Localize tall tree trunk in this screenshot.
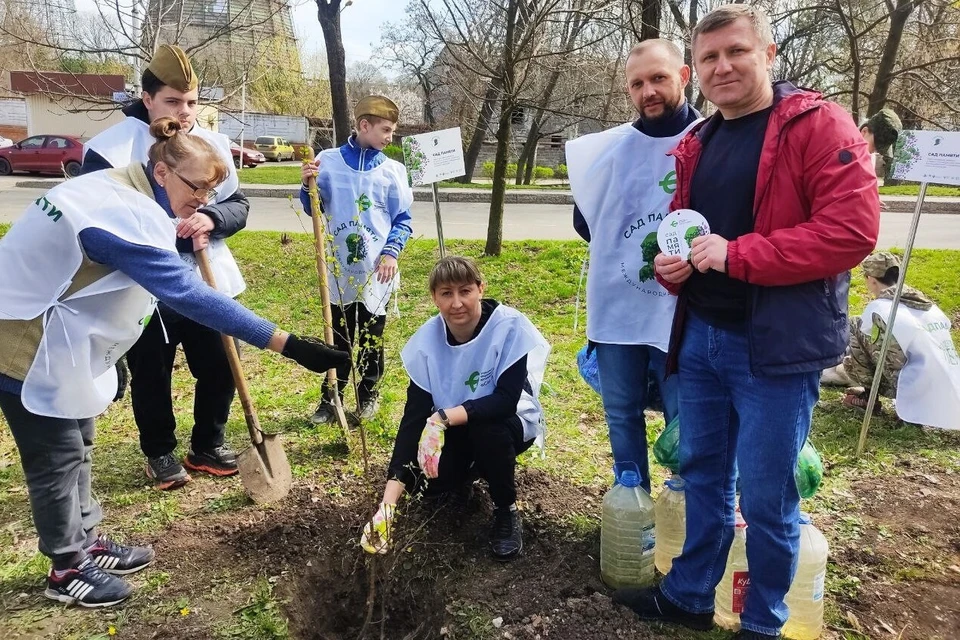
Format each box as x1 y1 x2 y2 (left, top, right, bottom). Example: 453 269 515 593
684 0 698 102
523 138 538 184
835 0 862 122
867 0 915 116
316 0 351 146
485 0 522 256
641 0 662 40
457 76 503 183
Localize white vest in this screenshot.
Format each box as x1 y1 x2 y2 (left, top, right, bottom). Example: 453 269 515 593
0 171 178 418
566 120 700 350
401 304 551 446
317 150 413 316
84 117 245 297
862 299 960 430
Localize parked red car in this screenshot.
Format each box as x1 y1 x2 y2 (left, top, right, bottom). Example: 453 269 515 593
0 134 86 177
231 143 266 169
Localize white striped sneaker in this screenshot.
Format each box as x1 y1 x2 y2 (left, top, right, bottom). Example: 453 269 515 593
86 534 155 575
44 557 133 608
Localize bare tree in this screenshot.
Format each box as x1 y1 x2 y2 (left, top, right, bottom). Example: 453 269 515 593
378 2 446 125
315 0 350 145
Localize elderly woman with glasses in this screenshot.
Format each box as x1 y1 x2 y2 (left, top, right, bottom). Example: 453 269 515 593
0 117 348 608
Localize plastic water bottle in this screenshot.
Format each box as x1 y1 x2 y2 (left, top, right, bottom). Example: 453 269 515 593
654 475 686 575
783 514 829 640
715 510 749 631
600 464 656 589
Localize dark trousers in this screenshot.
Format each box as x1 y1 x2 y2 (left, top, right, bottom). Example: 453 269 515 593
324 302 386 406
388 415 533 508
127 312 235 459
1 391 101 569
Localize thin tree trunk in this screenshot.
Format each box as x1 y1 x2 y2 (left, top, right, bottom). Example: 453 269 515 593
316 0 351 146
457 76 503 183
867 0 915 115
835 0 862 122
684 0 698 103
486 105 513 256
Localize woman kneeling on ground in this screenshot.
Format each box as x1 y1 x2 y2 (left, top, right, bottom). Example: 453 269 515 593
361 256 550 560
0 116 348 608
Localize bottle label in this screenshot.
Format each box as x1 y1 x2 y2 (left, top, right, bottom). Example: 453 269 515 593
812 570 825 602
641 523 656 556
732 571 750 614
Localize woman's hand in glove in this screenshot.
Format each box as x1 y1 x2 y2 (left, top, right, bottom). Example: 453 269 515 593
417 418 446 479
280 334 350 373
360 502 396 554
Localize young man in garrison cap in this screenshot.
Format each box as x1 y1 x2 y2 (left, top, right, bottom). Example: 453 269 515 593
300 96 414 424
860 108 902 182
82 44 251 490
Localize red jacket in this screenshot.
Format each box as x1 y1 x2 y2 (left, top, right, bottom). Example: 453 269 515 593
661 82 880 375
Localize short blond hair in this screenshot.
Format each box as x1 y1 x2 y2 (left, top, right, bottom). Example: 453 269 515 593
692 4 774 51
429 256 484 292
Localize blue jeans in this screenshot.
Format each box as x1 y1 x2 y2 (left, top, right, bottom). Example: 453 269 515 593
661 313 819 636
595 343 679 492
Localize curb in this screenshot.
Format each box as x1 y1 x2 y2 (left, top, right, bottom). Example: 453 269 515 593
13 180 960 213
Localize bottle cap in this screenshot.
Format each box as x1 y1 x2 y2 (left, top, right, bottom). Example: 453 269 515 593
619 470 640 488
664 475 686 491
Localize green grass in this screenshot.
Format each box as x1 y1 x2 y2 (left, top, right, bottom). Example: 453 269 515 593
237 165 567 188
1 227 959 637
878 184 960 197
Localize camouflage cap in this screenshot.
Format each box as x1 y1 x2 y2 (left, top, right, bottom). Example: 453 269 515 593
355 95 400 123
862 109 902 155
147 45 198 93
862 251 901 278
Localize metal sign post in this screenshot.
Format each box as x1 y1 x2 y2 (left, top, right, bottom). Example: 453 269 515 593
432 182 446 258
856 183 927 456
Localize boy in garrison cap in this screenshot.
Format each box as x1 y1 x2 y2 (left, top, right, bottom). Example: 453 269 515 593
82 45 251 490
299 96 414 424
860 109 903 181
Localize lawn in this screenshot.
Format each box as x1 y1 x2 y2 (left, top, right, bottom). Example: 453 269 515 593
1 230 958 639
237 165 568 189
878 184 960 197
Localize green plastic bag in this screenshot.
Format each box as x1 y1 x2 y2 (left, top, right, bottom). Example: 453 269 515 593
653 416 680 474
795 439 824 499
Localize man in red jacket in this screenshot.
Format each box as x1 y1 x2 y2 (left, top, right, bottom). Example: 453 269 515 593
612 5 879 640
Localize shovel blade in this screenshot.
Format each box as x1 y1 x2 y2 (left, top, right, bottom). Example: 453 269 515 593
237 433 292 504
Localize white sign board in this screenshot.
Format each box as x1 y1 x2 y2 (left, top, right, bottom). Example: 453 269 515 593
891 130 960 186
402 127 466 186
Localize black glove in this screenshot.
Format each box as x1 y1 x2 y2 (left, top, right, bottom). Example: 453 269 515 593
113 356 129 403
281 334 350 373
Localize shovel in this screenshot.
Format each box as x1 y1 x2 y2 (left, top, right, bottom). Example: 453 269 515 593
304 152 353 446
195 248 292 503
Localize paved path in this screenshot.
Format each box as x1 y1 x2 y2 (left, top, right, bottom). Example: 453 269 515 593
2 185 959 248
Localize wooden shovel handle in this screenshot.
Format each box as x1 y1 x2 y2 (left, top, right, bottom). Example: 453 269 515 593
195 247 263 445
304 152 341 394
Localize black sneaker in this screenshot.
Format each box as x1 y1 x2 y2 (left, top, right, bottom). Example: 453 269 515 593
491 507 523 560
310 402 336 425
184 445 239 477
735 631 781 640
44 557 133 608
612 584 714 631
145 453 191 490
87 534 155 575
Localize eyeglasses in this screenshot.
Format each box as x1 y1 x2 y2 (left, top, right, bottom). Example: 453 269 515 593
170 169 218 201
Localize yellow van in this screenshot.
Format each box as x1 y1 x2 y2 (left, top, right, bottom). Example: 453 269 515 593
254 136 295 161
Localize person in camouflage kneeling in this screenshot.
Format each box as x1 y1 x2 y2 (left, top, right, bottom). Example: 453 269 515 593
842 252 932 412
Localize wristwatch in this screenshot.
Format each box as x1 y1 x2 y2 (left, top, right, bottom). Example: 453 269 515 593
437 408 450 427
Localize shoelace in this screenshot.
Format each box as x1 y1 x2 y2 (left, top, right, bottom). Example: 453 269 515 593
493 510 515 538
154 453 179 473
94 535 125 558
74 559 111 587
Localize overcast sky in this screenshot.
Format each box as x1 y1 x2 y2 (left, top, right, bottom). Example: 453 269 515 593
72 0 408 68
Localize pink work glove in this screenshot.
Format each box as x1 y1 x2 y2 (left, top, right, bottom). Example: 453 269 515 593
417 418 446 479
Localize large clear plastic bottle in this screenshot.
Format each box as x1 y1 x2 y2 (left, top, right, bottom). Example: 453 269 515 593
715 510 749 631
783 514 829 640
600 466 656 589
654 474 686 575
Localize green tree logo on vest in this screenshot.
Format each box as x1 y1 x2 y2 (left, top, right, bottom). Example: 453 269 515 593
356 193 372 213
345 233 367 265
638 231 659 282
465 371 480 392
658 170 677 195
